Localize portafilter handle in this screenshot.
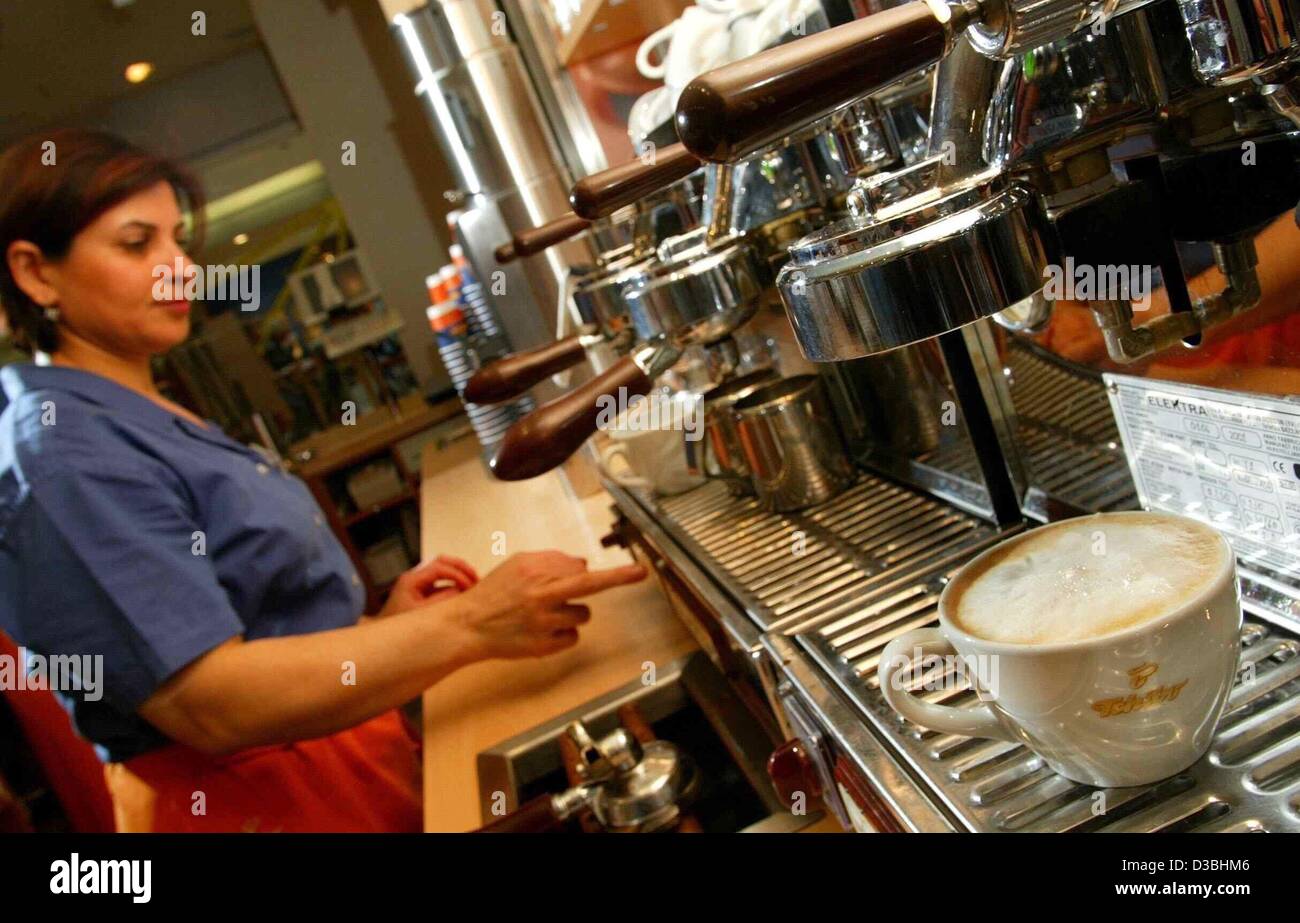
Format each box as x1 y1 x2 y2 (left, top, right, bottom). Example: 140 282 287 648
489 341 680 481
462 325 601 406
570 143 702 220
495 211 593 265
675 0 971 163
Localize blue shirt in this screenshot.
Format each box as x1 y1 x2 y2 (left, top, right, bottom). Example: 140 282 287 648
0 364 366 762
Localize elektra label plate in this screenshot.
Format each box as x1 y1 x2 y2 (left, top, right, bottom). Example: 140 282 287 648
1104 373 1300 617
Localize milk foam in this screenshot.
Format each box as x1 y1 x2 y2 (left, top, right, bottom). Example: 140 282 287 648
952 515 1224 644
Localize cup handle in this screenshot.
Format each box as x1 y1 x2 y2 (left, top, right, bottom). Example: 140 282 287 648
599 443 651 490
636 21 676 80
878 628 1015 740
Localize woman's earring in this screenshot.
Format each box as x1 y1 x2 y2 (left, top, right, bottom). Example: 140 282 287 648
43 305 60 322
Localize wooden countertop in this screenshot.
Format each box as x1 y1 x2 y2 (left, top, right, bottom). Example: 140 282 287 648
418 443 696 832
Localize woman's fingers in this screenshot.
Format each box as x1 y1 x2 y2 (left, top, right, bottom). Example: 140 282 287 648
436 554 479 586
405 556 476 593
537 563 647 605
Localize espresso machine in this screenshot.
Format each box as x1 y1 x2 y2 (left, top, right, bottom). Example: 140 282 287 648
396 0 1300 832
591 0 1300 833
473 118 893 479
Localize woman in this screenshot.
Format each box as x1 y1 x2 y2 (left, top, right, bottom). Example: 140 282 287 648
0 130 646 832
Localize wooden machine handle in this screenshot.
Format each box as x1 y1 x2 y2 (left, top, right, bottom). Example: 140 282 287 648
570 143 701 220
495 212 592 264
489 354 654 481
675 2 951 163
493 240 518 264
463 334 589 406
473 795 570 833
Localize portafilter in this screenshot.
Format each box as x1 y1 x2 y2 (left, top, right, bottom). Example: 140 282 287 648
489 235 765 481
465 156 706 406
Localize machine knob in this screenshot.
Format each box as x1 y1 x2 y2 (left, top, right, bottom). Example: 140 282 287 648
767 739 823 806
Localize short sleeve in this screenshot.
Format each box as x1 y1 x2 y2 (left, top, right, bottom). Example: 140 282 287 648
13 448 245 711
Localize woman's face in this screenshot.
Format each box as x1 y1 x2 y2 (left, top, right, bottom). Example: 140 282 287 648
36 180 194 358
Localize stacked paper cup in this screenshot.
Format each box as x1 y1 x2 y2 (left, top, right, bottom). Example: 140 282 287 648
425 266 533 454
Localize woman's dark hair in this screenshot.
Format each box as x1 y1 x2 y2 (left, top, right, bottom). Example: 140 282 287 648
0 129 205 353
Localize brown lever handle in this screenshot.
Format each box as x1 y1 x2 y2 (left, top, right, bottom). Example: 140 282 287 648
489 353 654 481
472 795 571 833
675 2 954 163
495 212 592 264
514 212 591 258
463 333 590 405
570 143 701 220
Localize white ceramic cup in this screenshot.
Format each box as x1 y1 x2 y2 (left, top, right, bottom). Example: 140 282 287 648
636 6 733 98
598 403 704 497
878 511 1243 788
628 86 674 145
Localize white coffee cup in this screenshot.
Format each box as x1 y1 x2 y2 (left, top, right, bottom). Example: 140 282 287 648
636 6 734 104
628 86 674 146
878 511 1242 788
598 397 704 497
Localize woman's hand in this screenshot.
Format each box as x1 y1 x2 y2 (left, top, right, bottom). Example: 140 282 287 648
445 551 647 660
377 554 480 618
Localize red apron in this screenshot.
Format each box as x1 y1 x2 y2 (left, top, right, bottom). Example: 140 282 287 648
103 710 423 833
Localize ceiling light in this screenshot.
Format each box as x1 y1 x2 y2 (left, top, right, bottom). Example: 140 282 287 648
124 62 154 84
233 233 250 246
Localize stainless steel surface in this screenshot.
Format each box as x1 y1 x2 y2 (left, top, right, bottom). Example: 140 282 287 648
793 592 1300 832
475 651 809 831
648 476 1001 631
733 375 856 511
917 339 1140 516
632 466 1300 832
818 343 947 461
393 1 579 357
689 368 782 496
777 176 1048 361
394 1 568 199
966 0 1105 57
501 0 610 180
1177 0 1300 85
982 9 1180 169
588 737 699 831
453 201 556 356
552 720 699 832
766 631 956 830
623 238 765 347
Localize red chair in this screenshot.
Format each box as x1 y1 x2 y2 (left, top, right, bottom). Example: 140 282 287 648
0 631 114 832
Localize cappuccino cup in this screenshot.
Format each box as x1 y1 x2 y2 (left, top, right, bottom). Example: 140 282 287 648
597 395 703 497
879 511 1242 788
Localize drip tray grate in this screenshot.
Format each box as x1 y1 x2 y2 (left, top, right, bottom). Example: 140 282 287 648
647 470 1300 832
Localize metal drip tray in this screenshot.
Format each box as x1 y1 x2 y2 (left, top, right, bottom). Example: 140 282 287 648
645 471 1300 832
654 476 1003 631
796 585 1300 832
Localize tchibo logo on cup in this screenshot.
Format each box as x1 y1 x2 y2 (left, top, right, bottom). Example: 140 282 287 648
50 854 151 904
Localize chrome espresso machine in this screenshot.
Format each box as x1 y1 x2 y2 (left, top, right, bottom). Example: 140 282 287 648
397 0 1300 832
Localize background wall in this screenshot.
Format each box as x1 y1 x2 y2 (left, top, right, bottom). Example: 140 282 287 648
248 0 460 393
